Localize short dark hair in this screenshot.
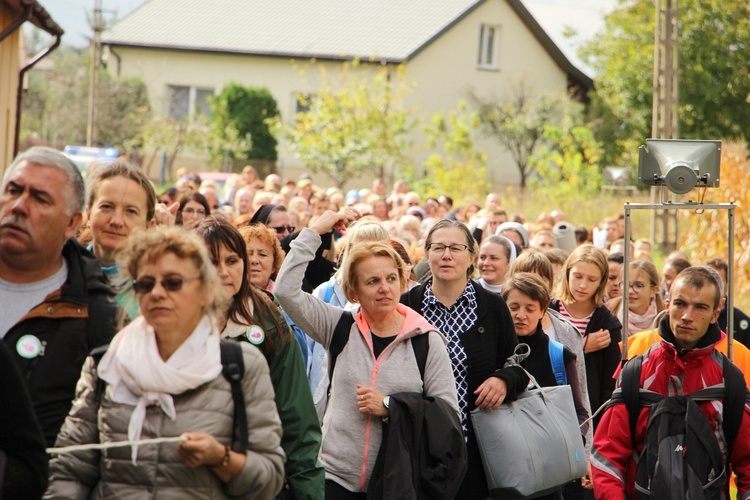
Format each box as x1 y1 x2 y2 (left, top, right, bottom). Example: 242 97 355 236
501 272 551 313
672 266 724 309
607 252 624 264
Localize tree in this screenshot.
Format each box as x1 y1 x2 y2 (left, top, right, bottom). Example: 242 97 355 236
211 84 278 161
468 83 565 189
268 60 416 188
20 45 150 149
418 102 489 206
529 99 605 203
580 0 750 166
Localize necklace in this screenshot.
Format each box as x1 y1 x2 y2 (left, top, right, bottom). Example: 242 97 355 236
370 312 403 338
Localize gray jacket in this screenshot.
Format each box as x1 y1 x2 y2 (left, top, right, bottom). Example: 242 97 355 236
547 308 594 457
45 343 285 500
275 229 459 493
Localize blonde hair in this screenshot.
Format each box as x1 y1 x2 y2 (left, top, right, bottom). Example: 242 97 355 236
339 241 409 303
118 226 227 319
554 244 609 306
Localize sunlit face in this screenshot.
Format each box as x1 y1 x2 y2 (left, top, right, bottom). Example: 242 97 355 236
530 233 555 250
662 263 680 294
605 222 618 242
478 241 509 286
624 269 658 315
607 261 622 299
374 200 389 220
666 281 720 350
89 176 151 265
486 214 507 234
181 200 207 229
427 227 474 285
246 238 275 288
136 252 208 339
351 256 403 318
266 210 292 240
568 261 602 305
506 288 545 337
212 244 244 298
234 190 254 215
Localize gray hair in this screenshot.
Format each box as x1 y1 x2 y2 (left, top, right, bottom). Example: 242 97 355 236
4 147 86 216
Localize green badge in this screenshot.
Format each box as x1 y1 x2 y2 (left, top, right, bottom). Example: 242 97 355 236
17 335 43 359
246 325 265 345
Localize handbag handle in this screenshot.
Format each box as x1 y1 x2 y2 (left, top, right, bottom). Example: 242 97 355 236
504 343 545 390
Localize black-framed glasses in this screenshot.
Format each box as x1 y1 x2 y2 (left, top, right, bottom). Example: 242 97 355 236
270 225 295 234
133 276 201 294
619 281 648 293
428 243 470 254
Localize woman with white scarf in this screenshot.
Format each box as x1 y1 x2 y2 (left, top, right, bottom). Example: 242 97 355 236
607 259 665 337
46 226 285 500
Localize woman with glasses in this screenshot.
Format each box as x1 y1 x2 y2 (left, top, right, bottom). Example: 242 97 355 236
400 219 529 499
176 192 211 229
607 259 664 337
47 226 285 499
275 211 463 499
195 217 324 500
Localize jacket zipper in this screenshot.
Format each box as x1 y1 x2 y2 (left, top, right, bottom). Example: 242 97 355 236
357 331 416 491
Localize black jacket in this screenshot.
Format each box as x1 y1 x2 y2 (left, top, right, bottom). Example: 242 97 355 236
367 392 467 500
718 304 750 350
549 299 622 424
401 280 528 499
2 240 119 447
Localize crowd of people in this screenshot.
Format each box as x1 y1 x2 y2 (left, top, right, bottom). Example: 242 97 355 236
2 147 750 499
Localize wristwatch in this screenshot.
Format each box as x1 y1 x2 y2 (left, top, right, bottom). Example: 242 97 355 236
383 396 391 409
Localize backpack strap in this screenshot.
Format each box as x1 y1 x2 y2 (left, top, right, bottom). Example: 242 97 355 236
323 280 336 303
220 340 247 454
411 332 430 390
90 344 110 403
621 354 644 449
328 311 355 383
547 339 567 386
720 354 747 458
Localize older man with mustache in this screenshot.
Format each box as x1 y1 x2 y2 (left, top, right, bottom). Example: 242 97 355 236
0 147 119 448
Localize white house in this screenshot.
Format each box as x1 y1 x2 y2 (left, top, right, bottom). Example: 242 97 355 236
101 0 592 187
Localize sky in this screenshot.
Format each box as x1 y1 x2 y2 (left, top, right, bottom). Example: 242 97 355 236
40 0 619 74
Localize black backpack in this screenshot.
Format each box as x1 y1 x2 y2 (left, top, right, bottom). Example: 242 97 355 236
92 339 248 453
328 311 429 395
611 351 748 499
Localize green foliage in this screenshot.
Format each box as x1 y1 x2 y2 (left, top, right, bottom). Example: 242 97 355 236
268 60 416 188
211 84 278 160
21 46 150 149
419 102 489 206
468 83 566 189
530 99 605 204
580 0 750 165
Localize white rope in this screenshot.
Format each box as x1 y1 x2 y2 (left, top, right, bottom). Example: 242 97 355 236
47 436 187 455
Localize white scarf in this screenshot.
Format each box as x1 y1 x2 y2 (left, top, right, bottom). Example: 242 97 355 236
617 300 659 337
97 315 222 463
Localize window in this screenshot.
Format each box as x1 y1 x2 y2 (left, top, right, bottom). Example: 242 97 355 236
478 24 500 70
167 85 214 120
291 92 316 122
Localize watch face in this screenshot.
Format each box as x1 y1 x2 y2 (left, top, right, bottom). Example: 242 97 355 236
384 396 391 408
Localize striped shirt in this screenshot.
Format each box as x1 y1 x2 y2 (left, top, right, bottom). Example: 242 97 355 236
557 302 594 336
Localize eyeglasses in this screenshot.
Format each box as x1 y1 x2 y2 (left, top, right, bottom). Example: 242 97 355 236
270 225 295 234
183 208 207 216
428 243 470 254
133 276 201 294
619 281 648 293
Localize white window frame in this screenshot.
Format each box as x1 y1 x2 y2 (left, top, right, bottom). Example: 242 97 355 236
166 85 214 121
477 24 501 71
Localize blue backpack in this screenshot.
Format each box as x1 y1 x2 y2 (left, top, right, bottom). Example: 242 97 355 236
548 339 567 385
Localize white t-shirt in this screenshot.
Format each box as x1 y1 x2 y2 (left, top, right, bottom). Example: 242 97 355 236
0 260 68 339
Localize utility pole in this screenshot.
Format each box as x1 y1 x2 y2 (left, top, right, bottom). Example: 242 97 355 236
86 0 103 147
650 0 680 253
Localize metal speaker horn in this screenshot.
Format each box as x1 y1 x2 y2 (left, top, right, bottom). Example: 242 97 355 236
637 139 721 195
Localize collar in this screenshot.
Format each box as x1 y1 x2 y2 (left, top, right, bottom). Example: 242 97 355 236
423 279 476 309
658 314 722 356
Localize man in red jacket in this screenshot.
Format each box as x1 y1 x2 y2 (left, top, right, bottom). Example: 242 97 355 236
591 266 750 498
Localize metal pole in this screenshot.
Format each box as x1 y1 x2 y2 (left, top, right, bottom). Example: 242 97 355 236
728 205 735 360
621 204 632 362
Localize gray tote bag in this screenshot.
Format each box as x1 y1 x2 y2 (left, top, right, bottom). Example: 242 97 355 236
470 345 587 498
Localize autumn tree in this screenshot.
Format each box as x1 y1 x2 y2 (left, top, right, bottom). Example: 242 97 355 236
268 60 416 189
579 0 750 166
468 83 565 189
418 101 489 206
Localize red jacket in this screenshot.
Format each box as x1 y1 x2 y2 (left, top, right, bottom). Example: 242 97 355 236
591 320 750 499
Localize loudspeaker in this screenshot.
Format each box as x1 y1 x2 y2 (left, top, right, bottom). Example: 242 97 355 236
638 139 721 195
